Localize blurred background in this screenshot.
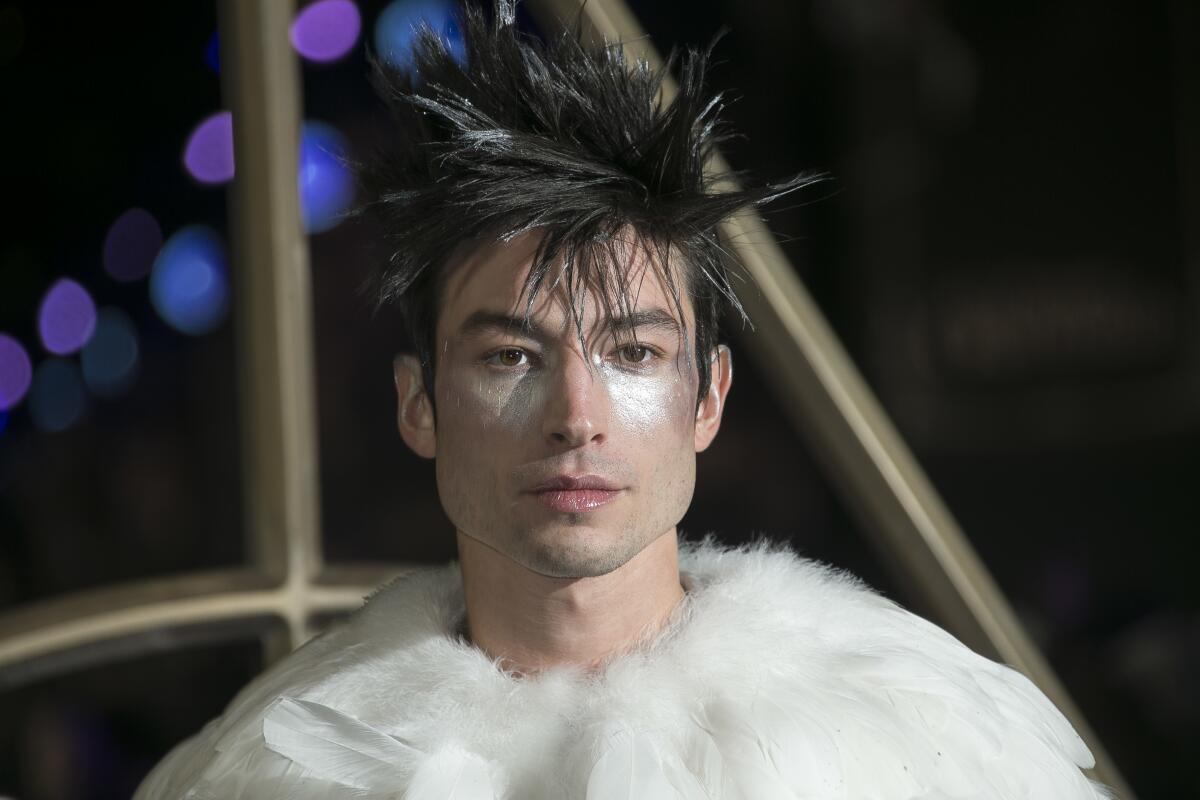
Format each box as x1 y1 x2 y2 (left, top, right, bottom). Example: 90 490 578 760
0 0 1196 796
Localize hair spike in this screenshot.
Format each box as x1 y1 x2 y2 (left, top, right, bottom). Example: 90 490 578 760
357 0 823 405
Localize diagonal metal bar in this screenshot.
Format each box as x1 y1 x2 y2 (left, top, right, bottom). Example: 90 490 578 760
528 1 1133 796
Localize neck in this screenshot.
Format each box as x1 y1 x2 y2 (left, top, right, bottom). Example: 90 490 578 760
456 530 686 675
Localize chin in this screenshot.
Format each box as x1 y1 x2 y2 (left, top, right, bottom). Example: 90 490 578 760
519 525 642 579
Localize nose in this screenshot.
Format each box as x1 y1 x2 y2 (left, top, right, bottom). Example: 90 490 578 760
541 352 609 448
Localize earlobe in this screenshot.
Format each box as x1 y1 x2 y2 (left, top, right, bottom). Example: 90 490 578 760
694 344 732 453
393 355 437 459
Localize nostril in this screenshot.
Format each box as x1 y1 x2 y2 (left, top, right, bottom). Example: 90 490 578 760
546 419 603 448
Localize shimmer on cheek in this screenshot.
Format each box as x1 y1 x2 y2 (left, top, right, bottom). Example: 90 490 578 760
595 352 694 436
440 340 542 436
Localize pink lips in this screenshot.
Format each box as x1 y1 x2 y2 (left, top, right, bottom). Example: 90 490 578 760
527 475 622 513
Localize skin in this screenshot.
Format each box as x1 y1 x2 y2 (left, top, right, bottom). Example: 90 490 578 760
393 231 733 672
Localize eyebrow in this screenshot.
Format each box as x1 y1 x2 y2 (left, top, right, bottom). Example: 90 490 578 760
457 307 683 342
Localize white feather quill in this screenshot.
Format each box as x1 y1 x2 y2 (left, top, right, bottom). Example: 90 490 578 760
404 746 497 799
585 729 704 800
262 696 419 791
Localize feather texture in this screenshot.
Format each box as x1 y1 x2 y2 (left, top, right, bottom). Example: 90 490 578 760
135 538 1112 799
404 746 496 800
262 696 419 791
584 729 705 800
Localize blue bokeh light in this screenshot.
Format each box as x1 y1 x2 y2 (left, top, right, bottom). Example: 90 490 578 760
0 407 8 437
299 121 356 234
29 358 88 433
82 308 140 397
205 31 220 73
374 0 466 74
150 225 230 336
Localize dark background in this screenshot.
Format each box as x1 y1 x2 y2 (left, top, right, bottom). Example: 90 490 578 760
0 0 1196 797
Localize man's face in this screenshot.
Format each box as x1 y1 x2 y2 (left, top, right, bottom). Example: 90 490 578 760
397 232 728 578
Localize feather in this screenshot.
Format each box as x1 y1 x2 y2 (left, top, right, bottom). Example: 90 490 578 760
678 723 726 799
584 729 703 800
698 698 840 800
262 696 419 791
404 746 497 799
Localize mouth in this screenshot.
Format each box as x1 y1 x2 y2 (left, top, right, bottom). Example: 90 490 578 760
525 474 623 513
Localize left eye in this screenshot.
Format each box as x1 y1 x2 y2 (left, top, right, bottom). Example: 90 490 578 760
616 344 653 364
486 348 529 367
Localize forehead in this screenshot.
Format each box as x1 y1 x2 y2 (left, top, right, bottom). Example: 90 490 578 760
436 230 696 338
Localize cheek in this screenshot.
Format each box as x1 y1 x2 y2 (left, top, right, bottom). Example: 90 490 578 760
437 367 543 450
603 366 698 524
603 365 695 441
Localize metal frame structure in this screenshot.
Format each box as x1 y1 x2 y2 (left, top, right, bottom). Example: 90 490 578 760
0 1 1132 797
0 0 404 689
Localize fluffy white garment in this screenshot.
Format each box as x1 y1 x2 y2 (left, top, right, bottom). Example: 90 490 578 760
134 538 1113 799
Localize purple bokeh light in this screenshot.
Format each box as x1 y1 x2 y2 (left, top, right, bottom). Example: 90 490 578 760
38 279 97 355
103 207 164 282
183 111 235 185
291 0 361 63
0 334 33 411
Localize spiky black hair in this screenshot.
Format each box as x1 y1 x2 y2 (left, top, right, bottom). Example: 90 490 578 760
359 0 821 407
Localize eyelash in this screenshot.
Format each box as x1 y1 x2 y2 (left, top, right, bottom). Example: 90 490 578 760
482 344 661 370
483 347 535 369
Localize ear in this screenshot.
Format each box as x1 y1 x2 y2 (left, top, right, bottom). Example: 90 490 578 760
393 355 436 459
694 344 732 453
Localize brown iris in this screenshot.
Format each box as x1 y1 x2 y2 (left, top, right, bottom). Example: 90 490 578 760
497 348 525 367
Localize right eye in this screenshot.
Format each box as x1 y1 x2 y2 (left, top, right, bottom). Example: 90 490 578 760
485 347 529 368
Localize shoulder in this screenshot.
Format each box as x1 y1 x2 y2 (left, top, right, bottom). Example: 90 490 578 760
676 537 1113 798
134 564 465 799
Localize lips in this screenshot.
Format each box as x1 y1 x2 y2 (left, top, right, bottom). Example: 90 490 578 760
530 474 620 492
527 474 622 513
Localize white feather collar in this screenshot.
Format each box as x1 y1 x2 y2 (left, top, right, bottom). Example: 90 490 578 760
136 539 1110 799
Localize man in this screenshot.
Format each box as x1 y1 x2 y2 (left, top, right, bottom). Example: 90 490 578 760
135 1 1111 797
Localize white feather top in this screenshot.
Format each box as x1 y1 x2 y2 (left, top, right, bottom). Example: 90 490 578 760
134 539 1113 799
